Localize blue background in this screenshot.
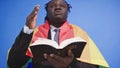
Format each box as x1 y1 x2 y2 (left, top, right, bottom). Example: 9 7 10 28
0 0 120 68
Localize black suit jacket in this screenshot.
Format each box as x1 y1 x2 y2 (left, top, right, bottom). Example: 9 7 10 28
7 30 98 68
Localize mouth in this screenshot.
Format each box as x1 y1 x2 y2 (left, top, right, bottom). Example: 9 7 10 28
55 13 63 17
55 13 62 16
54 10 63 15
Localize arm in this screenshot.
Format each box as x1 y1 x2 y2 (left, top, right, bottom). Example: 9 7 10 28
7 30 33 68
7 5 40 68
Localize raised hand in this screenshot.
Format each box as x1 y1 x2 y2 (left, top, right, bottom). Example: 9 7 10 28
26 5 40 29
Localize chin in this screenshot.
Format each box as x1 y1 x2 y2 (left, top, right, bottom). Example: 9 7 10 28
55 17 65 22
55 16 66 21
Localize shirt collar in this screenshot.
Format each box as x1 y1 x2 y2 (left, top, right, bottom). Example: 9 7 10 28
44 20 70 32
50 25 60 32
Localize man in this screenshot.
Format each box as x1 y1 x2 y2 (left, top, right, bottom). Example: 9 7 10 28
7 0 109 68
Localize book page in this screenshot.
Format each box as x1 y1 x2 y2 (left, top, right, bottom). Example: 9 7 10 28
59 37 86 49
30 37 86 49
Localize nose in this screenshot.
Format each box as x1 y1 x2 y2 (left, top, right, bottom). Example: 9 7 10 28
55 5 62 11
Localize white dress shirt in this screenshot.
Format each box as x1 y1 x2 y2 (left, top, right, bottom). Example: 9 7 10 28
23 25 34 34
23 25 60 40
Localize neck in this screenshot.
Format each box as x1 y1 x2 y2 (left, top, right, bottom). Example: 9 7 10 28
47 19 66 28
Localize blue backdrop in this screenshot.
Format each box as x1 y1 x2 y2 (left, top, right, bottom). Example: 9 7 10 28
0 0 120 68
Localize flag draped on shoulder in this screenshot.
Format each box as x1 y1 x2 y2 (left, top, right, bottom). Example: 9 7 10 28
25 21 109 68
71 24 109 68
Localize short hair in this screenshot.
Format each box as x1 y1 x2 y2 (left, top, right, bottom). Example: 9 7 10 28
44 0 72 20
45 0 72 12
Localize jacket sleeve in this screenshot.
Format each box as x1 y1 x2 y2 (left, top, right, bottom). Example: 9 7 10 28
7 30 33 68
70 59 99 68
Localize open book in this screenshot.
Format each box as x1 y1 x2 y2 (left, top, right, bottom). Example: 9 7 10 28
30 37 86 62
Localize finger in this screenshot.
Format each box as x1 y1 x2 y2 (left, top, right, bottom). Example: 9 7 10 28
50 54 63 62
43 53 48 59
33 13 38 21
68 49 74 57
29 5 40 19
47 54 59 65
32 5 40 15
50 54 60 59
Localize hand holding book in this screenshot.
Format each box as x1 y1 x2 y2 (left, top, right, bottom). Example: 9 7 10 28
29 37 86 63
43 49 74 68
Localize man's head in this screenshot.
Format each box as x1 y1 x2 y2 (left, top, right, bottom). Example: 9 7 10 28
45 0 72 27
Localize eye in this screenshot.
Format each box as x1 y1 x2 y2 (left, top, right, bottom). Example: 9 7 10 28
50 5 56 8
48 3 67 9
60 4 67 8
48 3 57 8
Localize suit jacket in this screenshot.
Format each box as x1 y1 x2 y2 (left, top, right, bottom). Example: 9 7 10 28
7 20 108 68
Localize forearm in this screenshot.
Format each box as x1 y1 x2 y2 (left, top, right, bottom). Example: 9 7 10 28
7 30 33 68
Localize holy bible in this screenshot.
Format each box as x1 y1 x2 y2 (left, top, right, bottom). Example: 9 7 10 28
29 37 86 62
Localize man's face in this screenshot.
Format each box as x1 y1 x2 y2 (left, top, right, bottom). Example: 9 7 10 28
47 0 68 22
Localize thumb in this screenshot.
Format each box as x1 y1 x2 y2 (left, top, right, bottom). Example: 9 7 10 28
68 49 74 57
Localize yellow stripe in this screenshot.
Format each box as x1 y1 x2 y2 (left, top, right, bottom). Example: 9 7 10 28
71 24 109 68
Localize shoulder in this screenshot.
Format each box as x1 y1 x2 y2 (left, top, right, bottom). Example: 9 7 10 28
70 24 87 35
69 24 89 41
